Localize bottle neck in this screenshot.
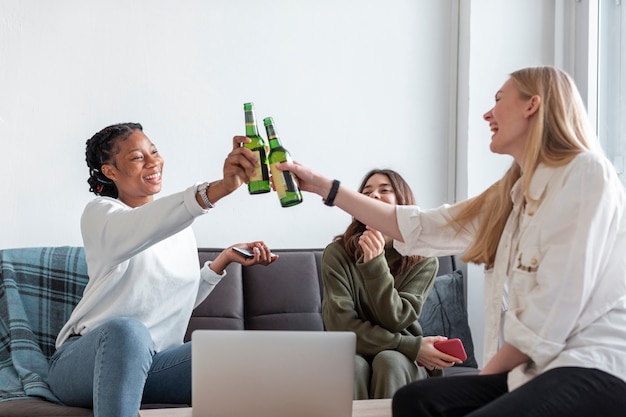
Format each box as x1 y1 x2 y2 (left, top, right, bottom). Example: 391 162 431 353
266 124 281 149
268 137 281 150
245 111 259 136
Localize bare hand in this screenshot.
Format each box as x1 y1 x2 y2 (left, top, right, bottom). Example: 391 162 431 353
275 161 331 196
230 241 279 266
358 226 385 263
416 336 462 371
221 136 258 193
209 241 278 274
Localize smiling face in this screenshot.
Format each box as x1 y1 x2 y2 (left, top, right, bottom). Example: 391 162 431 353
361 173 397 205
101 130 164 207
483 78 539 165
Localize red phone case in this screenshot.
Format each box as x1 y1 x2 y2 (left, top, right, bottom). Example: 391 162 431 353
417 338 467 367
434 338 467 361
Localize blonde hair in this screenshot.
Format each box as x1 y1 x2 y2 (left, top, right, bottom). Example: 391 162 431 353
452 66 598 267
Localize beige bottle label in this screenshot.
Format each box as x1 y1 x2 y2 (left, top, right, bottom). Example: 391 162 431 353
250 150 263 182
270 164 288 198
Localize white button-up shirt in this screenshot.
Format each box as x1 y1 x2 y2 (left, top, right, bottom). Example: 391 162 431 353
394 151 626 390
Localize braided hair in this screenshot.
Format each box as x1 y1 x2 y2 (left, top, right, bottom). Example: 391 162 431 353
85 122 143 198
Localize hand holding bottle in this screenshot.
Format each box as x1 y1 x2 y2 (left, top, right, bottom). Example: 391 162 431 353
220 135 259 194
264 117 303 207
276 160 403 241
195 136 257 208
274 160 333 197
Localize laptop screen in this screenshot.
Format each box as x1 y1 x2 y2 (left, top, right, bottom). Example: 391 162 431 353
191 330 355 417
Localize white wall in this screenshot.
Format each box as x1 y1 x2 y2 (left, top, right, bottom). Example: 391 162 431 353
1 0 573 368
0 0 457 250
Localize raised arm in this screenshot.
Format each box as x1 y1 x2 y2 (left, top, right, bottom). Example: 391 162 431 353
277 162 404 241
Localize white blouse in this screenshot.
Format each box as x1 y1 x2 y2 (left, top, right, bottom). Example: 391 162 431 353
394 151 626 390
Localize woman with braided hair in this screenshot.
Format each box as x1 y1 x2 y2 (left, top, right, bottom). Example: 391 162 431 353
48 122 277 417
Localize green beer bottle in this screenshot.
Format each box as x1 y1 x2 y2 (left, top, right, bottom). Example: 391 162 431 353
264 117 303 207
243 102 270 194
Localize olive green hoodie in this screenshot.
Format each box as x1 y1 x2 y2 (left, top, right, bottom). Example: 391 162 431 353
321 241 438 362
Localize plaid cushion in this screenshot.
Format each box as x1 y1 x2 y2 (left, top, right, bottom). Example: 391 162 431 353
0 246 88 403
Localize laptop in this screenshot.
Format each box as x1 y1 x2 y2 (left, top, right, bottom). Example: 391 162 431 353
191 330 356 417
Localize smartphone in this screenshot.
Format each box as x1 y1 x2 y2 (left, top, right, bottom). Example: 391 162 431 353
434 338 467 362
232 247 254 258
232 247 277 259
417 338 467 367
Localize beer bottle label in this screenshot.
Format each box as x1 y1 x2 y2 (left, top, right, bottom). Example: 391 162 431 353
250 150 264 182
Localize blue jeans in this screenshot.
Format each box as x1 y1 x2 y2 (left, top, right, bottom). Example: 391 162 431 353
48 317 191 417
392 367 626 417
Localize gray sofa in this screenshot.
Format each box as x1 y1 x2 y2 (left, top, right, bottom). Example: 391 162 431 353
0 246 477 417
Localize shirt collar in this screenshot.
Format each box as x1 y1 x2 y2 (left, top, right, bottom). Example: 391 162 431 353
510 163 554 205
527 163 553 201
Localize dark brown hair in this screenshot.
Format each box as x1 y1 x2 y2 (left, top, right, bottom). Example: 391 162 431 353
334 169 425 275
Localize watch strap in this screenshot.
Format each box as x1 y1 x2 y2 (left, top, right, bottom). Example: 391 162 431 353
197 182 214 209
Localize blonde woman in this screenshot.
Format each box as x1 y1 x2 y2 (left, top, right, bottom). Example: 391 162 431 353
278 66 626 416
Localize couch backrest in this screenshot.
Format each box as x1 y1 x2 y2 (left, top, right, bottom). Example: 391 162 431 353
0 246 474 369
185 248 457 338
188 250 325 334
188 248 476 368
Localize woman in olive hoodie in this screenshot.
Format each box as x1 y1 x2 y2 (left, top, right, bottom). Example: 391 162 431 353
321 169 462 400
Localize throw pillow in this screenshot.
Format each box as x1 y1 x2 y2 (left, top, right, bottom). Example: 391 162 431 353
420 270 478 368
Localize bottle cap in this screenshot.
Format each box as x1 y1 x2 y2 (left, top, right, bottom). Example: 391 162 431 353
263 117 274 126
244 102 254 110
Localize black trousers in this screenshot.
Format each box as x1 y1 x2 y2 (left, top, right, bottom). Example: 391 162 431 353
392 367 626 417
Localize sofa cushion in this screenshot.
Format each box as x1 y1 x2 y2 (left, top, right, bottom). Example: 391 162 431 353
243 252 324 330
436 253 455 276
419 270 477 368
0 399 92 417
185 260 245 338
189 249 327 337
